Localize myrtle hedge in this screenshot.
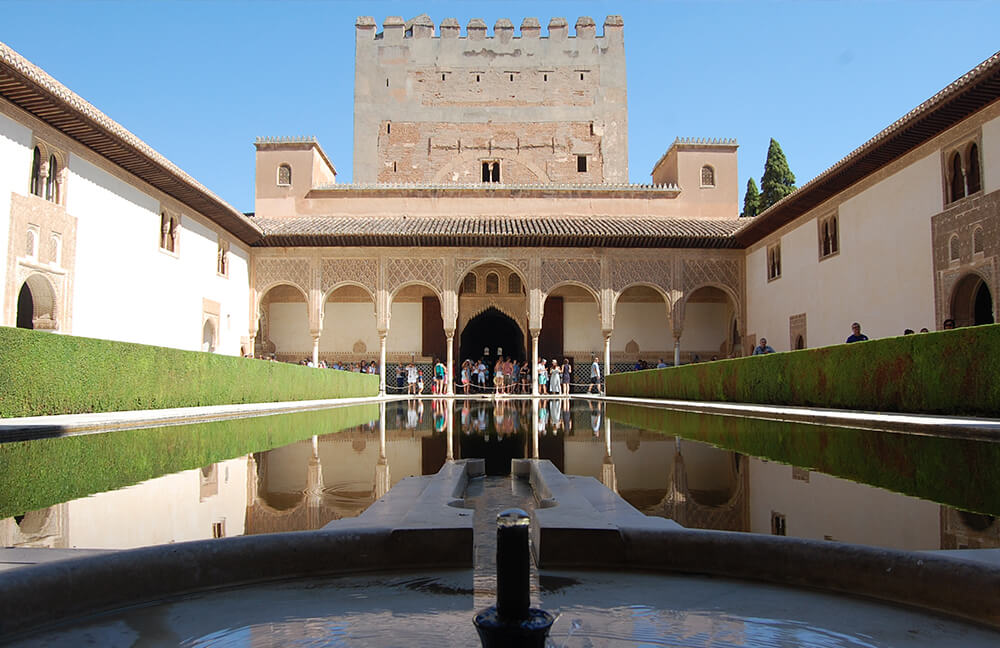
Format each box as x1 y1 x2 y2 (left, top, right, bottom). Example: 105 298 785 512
0 327 378 417
606 324 1000 416
0 403 379 518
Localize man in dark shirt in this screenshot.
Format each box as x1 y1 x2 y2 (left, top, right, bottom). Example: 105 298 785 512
846 322 869 343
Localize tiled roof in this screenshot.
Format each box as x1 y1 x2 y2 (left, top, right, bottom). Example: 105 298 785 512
0 41 262 244
253 216 742 248
736 48 1000 246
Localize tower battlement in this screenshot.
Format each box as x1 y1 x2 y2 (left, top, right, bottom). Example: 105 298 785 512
355 15 623 44
353 15 628 185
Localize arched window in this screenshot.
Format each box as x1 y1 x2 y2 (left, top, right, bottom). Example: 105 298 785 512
967 143 982 195
277 164 292 186
949 235 960 262
485 272 499 294
462 272 477 293
45 155 58 203
25 229 37 258
701 165 715 187
508 273 522 294
950 152 965 202
30 147 42 196
973 227 985 255
767 243 781 281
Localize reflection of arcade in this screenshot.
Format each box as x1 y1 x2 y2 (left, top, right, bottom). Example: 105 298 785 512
649 439 749 532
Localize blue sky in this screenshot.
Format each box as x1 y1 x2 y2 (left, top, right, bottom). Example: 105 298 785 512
3 1 999 213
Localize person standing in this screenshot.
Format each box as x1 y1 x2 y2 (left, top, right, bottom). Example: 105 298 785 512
562 358 572 396
433 358 446 394
588 355 601 394
846 322 869 343
406 361 419 395
549 359 562 395
537 358 548 395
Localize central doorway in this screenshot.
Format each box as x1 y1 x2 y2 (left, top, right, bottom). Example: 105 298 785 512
459 307 525 364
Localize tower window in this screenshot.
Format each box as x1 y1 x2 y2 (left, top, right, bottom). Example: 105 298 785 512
30 146 42 196
967 143 982 194
509 74 514 82
387 123 391 134
577 155 587 173
277 164 292 186
579 72 584 81
818 213 839 259
973 227 985 255
543 73 548 82
45 155 59 202
950 151 965 202
701 165 715 187
482 161 500 183
949 235 960 262
771 512 786 536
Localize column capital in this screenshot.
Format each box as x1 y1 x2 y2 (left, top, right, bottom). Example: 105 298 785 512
529 328 541 338
602 329 613 340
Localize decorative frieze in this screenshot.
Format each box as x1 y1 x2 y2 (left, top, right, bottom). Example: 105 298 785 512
541 258 600 294
321 257 377 294
612 258 672 294
255 257 311 295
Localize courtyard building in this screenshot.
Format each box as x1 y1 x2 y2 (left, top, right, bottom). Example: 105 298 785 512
0 17 997 395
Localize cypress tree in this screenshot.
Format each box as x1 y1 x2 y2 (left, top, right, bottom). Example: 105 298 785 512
741 177 760 218
759 138 796 211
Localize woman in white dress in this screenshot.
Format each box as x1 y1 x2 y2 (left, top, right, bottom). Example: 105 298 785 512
548 359 562 394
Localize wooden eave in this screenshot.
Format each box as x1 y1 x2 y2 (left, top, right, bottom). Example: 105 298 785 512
735 50 1000 247
0 53 262 245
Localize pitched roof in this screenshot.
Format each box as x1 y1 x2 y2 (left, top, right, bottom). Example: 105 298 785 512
253 216 743 248
736 48 1000 246
0 41 262 244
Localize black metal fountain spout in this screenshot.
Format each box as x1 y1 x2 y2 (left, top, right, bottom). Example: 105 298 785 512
474 508 555 647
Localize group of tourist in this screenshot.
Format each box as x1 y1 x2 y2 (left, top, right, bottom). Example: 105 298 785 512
297 358 379 373
754 318 962 356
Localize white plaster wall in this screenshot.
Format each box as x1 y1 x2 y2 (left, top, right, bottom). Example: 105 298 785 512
0 112 33 314
263 436 426 492
564 301 602 351
65 458 248 548
564 437 674 492
746 154 941 350
748 458 940 550
679 302 729 352
982 115 1000 194
268 302 311 356
610 302 671 352
67 154 250 354
321 301 377 353
387 301 422 352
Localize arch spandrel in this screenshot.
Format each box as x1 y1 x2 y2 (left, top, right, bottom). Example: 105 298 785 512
254 257 311 297
385 257 444 296
611 259 673 295
540 258 600 295
321 258 377 296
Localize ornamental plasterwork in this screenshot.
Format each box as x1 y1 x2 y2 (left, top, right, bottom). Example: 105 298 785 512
455 257 530 287
937 257 996 323
255 257 311 294
612 259 672 294
682 258 740 295
540 258 600 294
14 264 63 329
321 258 377 294
385 257 444 295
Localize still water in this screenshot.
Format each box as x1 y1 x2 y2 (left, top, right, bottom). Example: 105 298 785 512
2 398 998 552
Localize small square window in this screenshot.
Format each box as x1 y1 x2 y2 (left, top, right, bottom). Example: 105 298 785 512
771 512 786 536
577 155 587 173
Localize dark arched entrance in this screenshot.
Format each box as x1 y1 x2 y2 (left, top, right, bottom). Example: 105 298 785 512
16 283 34 329
974 281 994 325
459 307 525 364
951 273 995 326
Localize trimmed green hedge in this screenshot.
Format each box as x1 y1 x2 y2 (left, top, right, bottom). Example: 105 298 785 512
607 324 1000 416
0 404 378 518
0 327 378 417
608 402 1000 516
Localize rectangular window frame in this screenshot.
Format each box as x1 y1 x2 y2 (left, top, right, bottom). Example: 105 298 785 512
766 241 782 282
939 128 983 209
817 211 840 261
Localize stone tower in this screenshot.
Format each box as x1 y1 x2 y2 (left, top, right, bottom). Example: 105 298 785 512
353 15 628 185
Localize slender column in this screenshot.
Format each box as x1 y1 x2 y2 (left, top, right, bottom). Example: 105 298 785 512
602 331 612 393
673 334 682 367
530 331 540 396
311 334 320 367
378 333 387 396
446 331 455 396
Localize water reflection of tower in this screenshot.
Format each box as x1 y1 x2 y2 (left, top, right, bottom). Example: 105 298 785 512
601 413 617 493
305 435 324 529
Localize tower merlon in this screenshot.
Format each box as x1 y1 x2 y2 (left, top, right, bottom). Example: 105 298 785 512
575 17 596 39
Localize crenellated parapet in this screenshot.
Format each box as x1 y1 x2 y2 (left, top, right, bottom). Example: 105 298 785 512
355 15 624 42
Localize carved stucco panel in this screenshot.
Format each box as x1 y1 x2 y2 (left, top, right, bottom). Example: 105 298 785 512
321 258 377 294
455 257 530 287
541 258 600 294
612 259 672 294
255 257 311 294
682 258 740 295
385 257 444 295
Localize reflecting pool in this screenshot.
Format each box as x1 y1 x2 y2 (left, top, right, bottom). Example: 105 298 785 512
2 398 998 552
